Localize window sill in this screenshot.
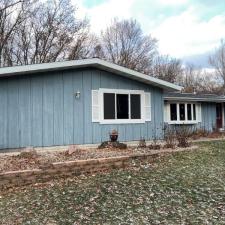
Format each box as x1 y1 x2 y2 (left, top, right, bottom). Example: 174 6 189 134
167 121 199 125
99 119 146 124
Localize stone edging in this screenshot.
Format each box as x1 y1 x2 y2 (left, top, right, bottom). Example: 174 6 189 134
0 146 197 190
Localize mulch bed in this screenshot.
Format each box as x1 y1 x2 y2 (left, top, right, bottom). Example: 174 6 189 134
0 145 188 173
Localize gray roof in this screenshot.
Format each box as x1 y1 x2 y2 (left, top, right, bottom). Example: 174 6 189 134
0 58 182 91
164 92 225 102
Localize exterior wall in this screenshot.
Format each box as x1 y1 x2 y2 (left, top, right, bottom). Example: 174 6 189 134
164 102 217 132
0 68 164 149
200 102 217 131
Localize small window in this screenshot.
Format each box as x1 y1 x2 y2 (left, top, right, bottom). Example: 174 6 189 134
104 93 115 119
187 104 192 120
131 94 141 119
117 94 129 119
193 104 196 120
170 104 177 121
168 103 198 124
179 104 185 121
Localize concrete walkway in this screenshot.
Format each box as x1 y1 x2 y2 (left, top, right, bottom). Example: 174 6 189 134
192 137 225 142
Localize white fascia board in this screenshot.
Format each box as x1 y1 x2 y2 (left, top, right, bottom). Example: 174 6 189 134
164 96 225 102
0 59 92 76
0 58 182 91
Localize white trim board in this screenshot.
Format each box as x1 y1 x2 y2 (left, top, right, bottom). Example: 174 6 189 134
164 96 225 102
0 58 182 91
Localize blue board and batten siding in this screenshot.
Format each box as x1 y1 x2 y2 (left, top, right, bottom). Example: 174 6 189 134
0 68 164 149
190 102 216 131
201 102 217 131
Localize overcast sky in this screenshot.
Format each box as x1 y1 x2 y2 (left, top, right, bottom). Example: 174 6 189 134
75 0 225 68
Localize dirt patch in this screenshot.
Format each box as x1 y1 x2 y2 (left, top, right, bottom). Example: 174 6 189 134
191 130 225 140
0 145 198 173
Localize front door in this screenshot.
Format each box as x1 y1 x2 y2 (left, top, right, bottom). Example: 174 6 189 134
216 103 223 129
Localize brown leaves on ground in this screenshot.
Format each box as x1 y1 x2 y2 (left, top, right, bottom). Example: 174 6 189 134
0 141 225 224
0 145 196 173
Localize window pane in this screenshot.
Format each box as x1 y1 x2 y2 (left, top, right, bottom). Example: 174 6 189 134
193 104 196 120
179 104 185 121
131 94 141 119
187 104 192 120
104 93 115 119
117 94 129 119
170 104 177 121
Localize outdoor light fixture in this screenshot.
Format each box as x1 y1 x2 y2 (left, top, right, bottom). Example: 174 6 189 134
75 91 80 99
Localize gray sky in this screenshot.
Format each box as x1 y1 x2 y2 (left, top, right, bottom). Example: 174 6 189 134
75 0 225 67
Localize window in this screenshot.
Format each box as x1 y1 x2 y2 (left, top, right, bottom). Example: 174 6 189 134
131 94 141 119
170 104 177 121
168 103 198 124
92 89 150 124
187 104 192 120
179 104 185 121
103 92 143 121
116 94 129 119
193 104 196 120
104 93 115 119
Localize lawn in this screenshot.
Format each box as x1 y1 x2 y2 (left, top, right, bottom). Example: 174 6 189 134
0 141 225 225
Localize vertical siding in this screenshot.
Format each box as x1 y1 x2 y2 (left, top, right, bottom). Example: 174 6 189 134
83 70 92 144
201 102 216 131
0 68 164 149
53 73 64 145
42 74 54 146
73 71 84 144
63 72 74 145
31 76 43 147
7 79 19 148
18 77 31 147
0 80 7 148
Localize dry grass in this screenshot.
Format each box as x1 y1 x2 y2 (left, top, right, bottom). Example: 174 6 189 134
0 141 224 224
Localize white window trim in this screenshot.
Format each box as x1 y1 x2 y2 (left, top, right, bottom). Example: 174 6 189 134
167 102 199 125
99 88 146 124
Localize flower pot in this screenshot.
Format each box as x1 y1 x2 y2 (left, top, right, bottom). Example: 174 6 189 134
110 134 118 142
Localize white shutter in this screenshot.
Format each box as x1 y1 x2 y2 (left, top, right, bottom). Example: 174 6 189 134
145 92 151 121
92 90 100 122
197 103 202 122
164 103 170 122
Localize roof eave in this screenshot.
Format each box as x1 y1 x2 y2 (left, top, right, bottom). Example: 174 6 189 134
0 58 182 91
164 96 225 102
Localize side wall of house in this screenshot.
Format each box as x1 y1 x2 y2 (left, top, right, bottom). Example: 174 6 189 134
0 68 164 149
200 102 217 131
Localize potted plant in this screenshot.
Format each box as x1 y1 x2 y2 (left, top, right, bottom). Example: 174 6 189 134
109 129 118 142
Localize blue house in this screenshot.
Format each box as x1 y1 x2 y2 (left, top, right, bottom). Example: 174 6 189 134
0 58 224 150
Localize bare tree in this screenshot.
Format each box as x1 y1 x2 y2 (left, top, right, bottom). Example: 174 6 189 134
0 0 23 11
209 40 225 90
99 18 157 73
177 64 221 94
11 0 91 65
195 72 221 94
68 32 98 60
176 64 199 92
0 0 31 67
152 55 182 83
